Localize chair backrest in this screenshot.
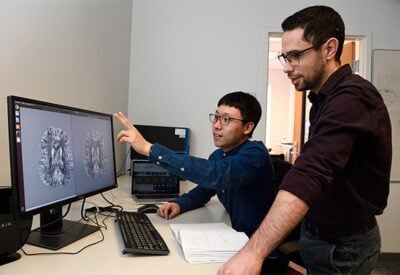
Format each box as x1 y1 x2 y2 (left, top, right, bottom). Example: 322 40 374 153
271 158 292 189
271 158 303 267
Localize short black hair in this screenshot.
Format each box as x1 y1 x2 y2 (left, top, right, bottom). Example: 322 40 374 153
217 91 261 138
281 5 345 62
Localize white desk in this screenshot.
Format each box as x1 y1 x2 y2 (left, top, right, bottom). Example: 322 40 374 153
1 176 231 275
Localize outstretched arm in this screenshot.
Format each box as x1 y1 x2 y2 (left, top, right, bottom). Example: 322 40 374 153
218 190 309 275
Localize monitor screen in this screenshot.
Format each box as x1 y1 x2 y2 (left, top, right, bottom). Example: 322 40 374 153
7 95 117 250
130 125 190 160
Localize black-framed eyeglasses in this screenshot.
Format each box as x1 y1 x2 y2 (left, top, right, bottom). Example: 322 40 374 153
209 113 244 126
277 46 318 66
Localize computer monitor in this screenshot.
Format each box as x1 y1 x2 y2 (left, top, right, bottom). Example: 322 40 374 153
130 124 190 160
7 95 118 250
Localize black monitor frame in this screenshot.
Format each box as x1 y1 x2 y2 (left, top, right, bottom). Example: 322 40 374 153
7 95 118 250
130 124 190 160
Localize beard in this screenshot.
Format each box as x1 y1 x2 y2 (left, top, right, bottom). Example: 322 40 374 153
294 54 325 92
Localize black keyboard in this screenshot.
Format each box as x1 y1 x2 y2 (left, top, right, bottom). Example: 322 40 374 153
115 211 169 255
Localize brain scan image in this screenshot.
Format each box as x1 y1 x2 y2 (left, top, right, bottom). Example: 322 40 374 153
84 130 107 179
38 127 74 186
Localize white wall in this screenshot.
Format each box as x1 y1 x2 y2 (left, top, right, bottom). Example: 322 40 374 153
129 0 400 252
0 0 132 185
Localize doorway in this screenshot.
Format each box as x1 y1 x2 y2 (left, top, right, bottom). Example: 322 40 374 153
266 33 368 163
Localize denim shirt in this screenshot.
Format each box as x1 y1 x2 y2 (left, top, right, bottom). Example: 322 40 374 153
148 140 275 237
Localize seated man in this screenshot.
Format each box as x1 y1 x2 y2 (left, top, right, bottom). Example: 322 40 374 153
114 91 275 238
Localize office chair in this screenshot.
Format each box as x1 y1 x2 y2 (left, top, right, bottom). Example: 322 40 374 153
257 158 305 274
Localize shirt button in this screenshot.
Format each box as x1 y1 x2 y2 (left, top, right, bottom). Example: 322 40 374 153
156 161 160 165
180 167 185 172
158 155 163 160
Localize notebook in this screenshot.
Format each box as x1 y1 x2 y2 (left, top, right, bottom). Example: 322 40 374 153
131 160 180 203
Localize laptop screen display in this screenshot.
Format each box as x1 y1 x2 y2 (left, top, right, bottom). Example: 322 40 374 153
131 161 179 198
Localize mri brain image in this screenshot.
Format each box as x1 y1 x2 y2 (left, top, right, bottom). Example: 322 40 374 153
84 130 107 179
38 127 74 186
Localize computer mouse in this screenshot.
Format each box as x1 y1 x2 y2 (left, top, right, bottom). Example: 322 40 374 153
137 204 159 214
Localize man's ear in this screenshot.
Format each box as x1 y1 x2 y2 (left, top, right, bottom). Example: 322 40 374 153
325 37 338 61
243 122 255 135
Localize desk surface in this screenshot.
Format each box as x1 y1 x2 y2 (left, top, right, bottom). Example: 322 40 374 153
1 176 231 275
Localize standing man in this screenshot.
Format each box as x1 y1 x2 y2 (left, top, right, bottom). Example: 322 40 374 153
114 91 276 239
219 6 392 275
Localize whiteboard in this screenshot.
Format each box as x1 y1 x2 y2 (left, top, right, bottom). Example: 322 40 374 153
372 49 400 182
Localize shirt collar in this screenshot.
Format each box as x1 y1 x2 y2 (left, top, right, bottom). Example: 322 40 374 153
318 64 353 97
307 64 353 105
223 139 250 156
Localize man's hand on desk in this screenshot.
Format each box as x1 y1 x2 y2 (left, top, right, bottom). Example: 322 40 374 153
157 202 181 220
217 248 263 275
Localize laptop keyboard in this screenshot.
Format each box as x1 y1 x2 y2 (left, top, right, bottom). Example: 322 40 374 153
135 193 179 199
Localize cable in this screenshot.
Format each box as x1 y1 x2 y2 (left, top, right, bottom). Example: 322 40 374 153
23 192 125 256
116 148 131 177
101 193 123 212
21 224 105 256
81 197 90 221
23 202 105 256
83 193 123 229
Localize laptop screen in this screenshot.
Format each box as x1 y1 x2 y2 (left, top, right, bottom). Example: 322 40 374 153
131 160 179 198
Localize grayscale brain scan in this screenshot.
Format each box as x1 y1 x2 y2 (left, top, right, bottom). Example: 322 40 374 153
38 127 74 187
84 130 107 179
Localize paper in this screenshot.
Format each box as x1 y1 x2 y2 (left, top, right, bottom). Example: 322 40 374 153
170 223 249 264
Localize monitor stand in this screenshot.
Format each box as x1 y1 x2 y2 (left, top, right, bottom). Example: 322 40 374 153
27 206 99 250
0 252 21 266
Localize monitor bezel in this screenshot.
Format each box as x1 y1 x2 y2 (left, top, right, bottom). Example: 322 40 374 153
130 124 190 160
7 95 118 217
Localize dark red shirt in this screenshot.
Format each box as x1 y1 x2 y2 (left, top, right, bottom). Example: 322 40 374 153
280 64 392 233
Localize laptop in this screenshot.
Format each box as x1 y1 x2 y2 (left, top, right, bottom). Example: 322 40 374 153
131 160 180 204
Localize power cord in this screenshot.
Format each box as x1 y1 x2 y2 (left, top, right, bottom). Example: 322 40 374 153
116 148 131 177
83 192 123 215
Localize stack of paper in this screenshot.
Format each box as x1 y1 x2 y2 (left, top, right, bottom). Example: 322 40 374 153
170 223 249 264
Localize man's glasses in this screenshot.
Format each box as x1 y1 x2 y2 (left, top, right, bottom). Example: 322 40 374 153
209 113 244 126
277 46 318 66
